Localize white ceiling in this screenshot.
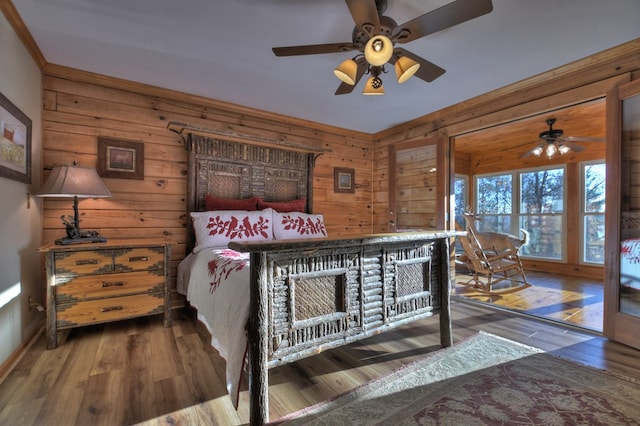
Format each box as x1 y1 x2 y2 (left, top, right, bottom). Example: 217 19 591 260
10 0 640 134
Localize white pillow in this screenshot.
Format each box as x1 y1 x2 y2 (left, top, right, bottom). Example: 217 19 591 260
191 209 273 253
273 211 328 240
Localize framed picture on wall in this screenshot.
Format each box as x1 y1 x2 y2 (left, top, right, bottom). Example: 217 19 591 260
334 167 355 193
97 137 144 180
0 91 32 184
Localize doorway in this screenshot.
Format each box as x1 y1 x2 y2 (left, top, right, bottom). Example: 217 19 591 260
451 99 606 333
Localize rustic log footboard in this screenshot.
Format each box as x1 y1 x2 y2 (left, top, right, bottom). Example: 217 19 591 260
230 230 460 425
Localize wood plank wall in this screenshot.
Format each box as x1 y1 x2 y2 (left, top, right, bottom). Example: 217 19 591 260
372 39 640 278
40 68 374 300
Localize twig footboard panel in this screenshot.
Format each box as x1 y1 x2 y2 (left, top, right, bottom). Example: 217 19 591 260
230 230 461 425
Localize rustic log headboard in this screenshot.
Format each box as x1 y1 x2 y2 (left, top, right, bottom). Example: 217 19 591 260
180 131 318 252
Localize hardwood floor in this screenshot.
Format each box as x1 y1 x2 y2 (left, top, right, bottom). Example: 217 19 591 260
454 269 604 332
1 299 638 426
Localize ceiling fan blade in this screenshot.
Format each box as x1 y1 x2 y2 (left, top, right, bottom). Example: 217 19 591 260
392 0 493 44
272 42 357 57
345 0 380 36
394 48 445 82
335 58 368 95
563 136 605 143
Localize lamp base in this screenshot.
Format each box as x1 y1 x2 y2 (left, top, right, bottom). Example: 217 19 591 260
55 235 107 245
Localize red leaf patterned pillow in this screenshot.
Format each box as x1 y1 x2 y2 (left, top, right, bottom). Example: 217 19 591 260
191 210 273 253
273 211 328 240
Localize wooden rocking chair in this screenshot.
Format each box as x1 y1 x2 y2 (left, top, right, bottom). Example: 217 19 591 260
458 227 531 294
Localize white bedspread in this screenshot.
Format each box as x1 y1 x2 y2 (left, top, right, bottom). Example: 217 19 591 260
177 248 250 408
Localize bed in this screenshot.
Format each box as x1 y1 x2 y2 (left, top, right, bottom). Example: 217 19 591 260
172 125 460 424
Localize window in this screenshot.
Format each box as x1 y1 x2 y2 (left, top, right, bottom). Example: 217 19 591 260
518 167 565 260
454 175 468 231
582 162 605 264
475 173 512 234
475 167 565 260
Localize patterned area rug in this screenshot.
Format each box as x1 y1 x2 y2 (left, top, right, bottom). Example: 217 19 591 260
273 332 640 425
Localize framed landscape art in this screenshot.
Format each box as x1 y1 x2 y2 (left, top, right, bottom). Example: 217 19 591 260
334 167 355 193
97 137 144 180
0 92 32 184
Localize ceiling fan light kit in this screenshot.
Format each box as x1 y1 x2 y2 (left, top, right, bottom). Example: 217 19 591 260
333 58 359 85
364 35 393 66
395 56 420 83
363 76 384 95
272 0 494 96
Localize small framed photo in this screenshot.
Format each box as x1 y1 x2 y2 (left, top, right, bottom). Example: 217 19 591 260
97 137 144 180
0 91 32 184
334 167 355 193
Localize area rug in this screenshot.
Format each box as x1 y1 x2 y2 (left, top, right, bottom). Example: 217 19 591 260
273 332 640 425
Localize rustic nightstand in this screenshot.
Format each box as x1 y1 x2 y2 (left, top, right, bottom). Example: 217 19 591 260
38 238 172 349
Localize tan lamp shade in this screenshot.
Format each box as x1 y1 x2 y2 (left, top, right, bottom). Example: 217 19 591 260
333 59 358 85
395 56 420 83
38 164 112 198
364 35 393 67
362 76 384 96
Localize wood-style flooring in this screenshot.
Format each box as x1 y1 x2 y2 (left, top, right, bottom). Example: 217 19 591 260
454 270 604 332
1 299 638 426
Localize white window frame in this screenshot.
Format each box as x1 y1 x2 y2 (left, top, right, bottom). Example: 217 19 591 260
474 165 567 262
580 160 606 265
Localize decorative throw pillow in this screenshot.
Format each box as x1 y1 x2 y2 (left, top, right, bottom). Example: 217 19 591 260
273 211 327 240
257 197 306 213
205 195 259 211
191 209 273 253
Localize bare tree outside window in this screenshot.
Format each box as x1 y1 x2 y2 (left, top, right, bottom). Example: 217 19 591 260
476 174 512 234
583 163 606 264
519 168 564 259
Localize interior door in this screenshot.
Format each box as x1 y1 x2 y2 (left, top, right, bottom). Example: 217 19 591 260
604 78 640 349
388 135 448 232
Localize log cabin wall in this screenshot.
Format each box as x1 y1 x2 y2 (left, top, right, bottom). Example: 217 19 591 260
373 39 640 278
41 66 374 299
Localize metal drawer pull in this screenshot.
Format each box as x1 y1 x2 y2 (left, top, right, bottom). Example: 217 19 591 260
102 281 124 288
128 256 149 262
75 259 99 265
102 306 123 312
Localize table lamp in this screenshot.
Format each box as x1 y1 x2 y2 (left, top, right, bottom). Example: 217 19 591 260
37 162 112 245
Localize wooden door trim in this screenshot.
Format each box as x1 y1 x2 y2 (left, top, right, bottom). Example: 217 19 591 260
604 78 640 348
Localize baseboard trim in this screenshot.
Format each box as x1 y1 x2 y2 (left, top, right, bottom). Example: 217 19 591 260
0 326 43 384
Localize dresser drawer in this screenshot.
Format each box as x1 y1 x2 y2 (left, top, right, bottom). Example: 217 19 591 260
55 247 165 276
55 250 113 275
56 293 165 328
113 247 165 272
55 270 165 302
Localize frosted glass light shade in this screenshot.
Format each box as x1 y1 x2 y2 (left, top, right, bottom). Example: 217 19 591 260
395 56 420 83
362 76 384 95
364 35 393 66
333 59 358 85
531 145 544 156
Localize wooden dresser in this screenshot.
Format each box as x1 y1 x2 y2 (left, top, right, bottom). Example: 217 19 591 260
38 238 172 349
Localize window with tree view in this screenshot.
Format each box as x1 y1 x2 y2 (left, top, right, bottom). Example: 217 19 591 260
469 163 605 264
583 162 605 264
476 168 565 260
519 167 564 260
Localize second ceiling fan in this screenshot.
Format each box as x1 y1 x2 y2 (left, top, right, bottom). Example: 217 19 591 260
272 0 494 95
521 118 605 159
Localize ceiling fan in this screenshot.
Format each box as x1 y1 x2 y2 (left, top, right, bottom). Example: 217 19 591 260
272 0 494 95
521 118 605 159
